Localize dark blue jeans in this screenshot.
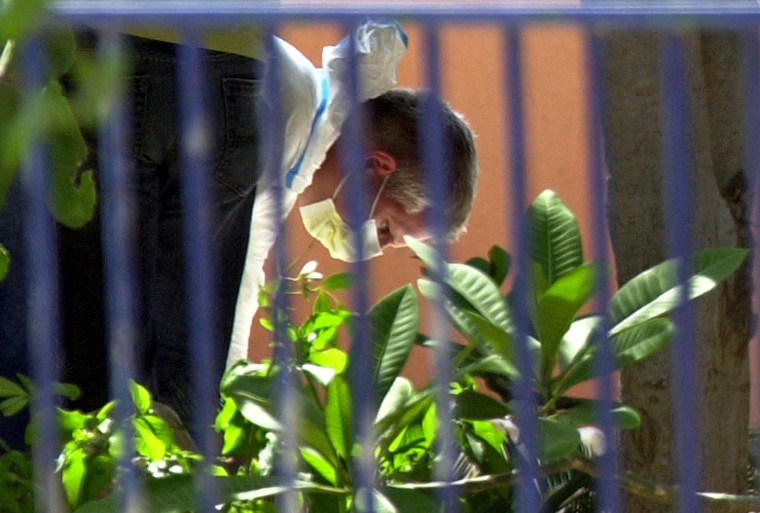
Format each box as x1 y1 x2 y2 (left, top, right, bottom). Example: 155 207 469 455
1 35 264 441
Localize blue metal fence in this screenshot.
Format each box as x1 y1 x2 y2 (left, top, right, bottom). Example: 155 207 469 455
6 1 760 512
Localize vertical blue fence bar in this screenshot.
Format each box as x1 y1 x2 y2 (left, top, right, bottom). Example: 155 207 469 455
97 30 142 512
339 17 377 513
177 35 220 512
419 22 459 513
262 25 301 513
503 26 541 513
660 32 700 513
585 29 622 513
20 37 64 513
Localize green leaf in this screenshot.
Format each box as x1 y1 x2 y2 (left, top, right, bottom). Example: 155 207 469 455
129 380 152 415
309 348 348 375
447 263 513 332
556 318 675 393
551 400 641 430
612 317 675 369
454 390 510 420
609 247 748 335
0 396 27 416
0 376 25 398
537 417 581 461
325 375 352 460
0 244 9 282
557 316 600 372
375 377 414 426
133 417 168 462
536 264 596 377
460 312 521 380
44 82 97 228
364 285 420 407
528 190 583 285
301 447 339 486
57 408 91 434
61 447 87 508
456 354 519 382
322 272 353 291
408 237 513 332
54 382 81 401
488 245 511 287
220 365 283 430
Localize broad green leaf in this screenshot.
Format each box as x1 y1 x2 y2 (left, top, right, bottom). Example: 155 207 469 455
374 391 433 444
471 419 509 456
322 272 353 290
536 264 596 377
609 247 748 335
456 354 517 382
551 400 641 430
301 447 339 486
325 375 352 460
464 246 511 288
221 374 281 432
0 244 9 282
528 190 583 285
375 377 414 426
612 317 675 369
302 364 337 387
454 390 510 420
133 417 167 461
61 447 87 508
465 256 490 276
44 81 97 228
129 380 152 415
448 263 512 332
557 316 600 372
537 417 581 461
489 245 511 287
408 237 512 332
556 318 674 394
461 312 520 380
417 278 485 350
57 408 92 434
364 285 420 407
309 348 348 375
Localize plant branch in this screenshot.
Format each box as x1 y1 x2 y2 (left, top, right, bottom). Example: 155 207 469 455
387 455 760 512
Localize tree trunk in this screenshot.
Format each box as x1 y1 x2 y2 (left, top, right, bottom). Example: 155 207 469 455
601 30 752 513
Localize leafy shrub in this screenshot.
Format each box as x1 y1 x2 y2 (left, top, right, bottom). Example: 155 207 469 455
0 190 747 512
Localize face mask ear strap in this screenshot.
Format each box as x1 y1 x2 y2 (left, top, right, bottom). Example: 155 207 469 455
331 169 354 199
369 175 389 217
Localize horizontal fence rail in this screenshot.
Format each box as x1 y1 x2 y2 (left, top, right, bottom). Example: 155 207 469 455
1 2 759 513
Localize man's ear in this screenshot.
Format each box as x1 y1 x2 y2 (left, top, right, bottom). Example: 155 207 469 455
367 150 397 177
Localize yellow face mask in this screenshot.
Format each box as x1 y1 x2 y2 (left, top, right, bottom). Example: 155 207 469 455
299 172 388 263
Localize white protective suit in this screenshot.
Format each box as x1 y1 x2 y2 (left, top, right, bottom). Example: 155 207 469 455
226 20 408 366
